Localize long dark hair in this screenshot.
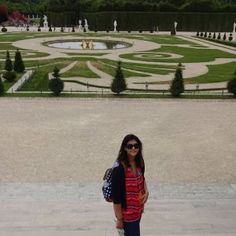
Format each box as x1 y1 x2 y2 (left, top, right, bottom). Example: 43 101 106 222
117 134 144 168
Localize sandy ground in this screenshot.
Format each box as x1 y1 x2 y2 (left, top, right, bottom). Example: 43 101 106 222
0 98 236 184
1 98 236 236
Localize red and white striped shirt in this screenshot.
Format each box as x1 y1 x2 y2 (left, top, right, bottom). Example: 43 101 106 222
123 167 145 222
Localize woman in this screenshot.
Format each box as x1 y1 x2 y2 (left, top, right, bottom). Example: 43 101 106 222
112 134 149 236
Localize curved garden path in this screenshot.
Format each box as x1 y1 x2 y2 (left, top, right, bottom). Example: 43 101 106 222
9 33 236 90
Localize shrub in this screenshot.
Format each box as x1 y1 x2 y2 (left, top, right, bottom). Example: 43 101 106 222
38 26 41 31
229 33 233 41
14 49 25 73
196 32 199 37
223 33 226 40
111 61 126 95
3 71 16 82
227 71 236 96
48 67 64 96
217 33 221 40
0 78 4 95
213 32 216 39
5 50 13 72
204 32 207 38
170 66 184 97
208 32 212 38
1 26 7 32
200 32 203 37
49 26 52 32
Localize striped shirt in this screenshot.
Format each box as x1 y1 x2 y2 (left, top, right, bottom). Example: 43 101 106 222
123 167 145 222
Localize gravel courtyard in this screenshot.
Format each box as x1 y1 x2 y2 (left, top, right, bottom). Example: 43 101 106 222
0 98 235 184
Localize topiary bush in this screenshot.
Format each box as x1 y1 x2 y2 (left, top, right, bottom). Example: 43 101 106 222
227 71 236 96
14 49 25 73
5 50 13 72
223 33 226 40
229 33 233 41
1 27 7 32
111 61 126 95
170 65 184 97
0 78 4 96
3 71 17 82
48 67 64 96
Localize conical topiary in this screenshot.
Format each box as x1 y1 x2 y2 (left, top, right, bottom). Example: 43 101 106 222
48 66 64 96
0 78 4 96
111 61 126 95
5 50 13 72
170 65 184 97
14 49 25 73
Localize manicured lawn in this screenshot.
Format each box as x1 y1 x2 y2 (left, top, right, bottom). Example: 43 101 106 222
62 61 99 78
144 35 203 46
186 62 236 84
101 59 176 75
20 61 72 91
120 46 236 63
92 61 149 78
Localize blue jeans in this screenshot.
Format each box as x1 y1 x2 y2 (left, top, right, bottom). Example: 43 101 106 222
123 219 141 236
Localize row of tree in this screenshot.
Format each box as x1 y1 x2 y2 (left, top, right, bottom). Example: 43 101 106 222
1 0 236 16
1 60 236 97
48 62 236 97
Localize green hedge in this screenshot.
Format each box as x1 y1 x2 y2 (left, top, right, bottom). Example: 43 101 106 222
81 12 236 32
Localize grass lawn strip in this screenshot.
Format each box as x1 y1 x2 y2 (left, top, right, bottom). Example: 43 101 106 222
120 46 236 63
20 60 73 91
62 61 99 78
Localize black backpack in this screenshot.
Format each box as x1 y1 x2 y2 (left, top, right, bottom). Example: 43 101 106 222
102 161 119 202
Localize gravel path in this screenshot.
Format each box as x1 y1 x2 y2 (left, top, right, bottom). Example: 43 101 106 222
0 98 236 183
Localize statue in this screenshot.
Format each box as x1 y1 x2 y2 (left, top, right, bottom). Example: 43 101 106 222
113 20 117 32
81 39 94 49
84 19 89 32
174 21 178 31
43 15 48 28
233 22 236 33
78 20 83 32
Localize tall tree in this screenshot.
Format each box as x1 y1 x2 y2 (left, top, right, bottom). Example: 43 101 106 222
170 65 184 97
14 49 25 73
5 50 13 72
48 66 64 96
0 77 4 96
0 4 8 23
227 70 236 96
111 61 126 95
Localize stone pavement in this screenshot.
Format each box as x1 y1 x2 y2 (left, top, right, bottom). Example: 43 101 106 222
0 183 236 236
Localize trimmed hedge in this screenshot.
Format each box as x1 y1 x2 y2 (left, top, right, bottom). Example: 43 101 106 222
81 12 236 32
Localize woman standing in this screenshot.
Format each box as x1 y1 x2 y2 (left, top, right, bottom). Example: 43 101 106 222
112 134 149 236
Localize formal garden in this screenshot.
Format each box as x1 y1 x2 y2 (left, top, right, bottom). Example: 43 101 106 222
0 28 235 98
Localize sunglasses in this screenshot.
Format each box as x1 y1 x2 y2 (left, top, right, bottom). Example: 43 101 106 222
126 143 139 150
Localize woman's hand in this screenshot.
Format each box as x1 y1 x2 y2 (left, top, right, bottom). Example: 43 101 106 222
116 219 124 229
141 191 149 204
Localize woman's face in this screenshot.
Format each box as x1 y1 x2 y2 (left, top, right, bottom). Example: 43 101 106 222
125 139 140 159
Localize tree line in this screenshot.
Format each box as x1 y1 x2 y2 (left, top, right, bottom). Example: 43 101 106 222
0 0 236 15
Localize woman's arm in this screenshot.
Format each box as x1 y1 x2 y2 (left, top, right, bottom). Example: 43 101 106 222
142 179 149 204
112 167 124 229
113 203 123 229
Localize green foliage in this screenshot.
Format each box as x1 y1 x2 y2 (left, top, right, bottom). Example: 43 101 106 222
3 71 17 82
48 66 64 96
5 50 13 72
14 49 25 73
0 77 4 95
170 66 184 97
227 71 236 96
111 61 126 95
